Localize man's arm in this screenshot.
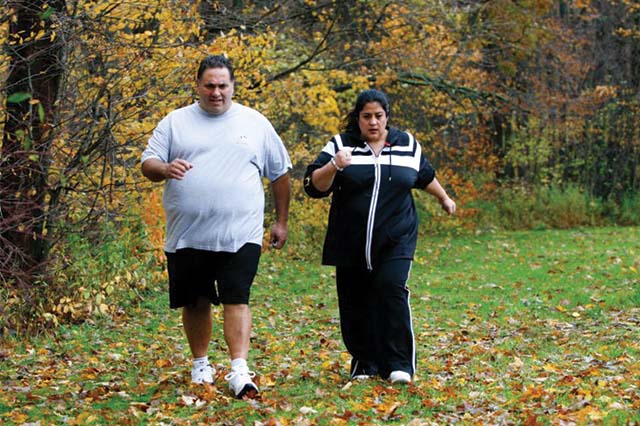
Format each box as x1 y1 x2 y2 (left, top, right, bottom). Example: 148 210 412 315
141 158 193 182
269 173 291 249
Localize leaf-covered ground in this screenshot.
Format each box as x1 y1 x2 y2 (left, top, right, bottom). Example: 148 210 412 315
2 227 639 425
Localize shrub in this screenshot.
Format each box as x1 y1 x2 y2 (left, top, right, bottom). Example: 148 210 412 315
613 191 640 225
0 212 162 335
542 185 603 229
469 183 619 231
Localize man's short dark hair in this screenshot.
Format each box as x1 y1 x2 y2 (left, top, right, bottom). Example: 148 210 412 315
197 55 234 81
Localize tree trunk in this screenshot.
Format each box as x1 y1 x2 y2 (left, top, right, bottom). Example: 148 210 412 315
1 0 66 284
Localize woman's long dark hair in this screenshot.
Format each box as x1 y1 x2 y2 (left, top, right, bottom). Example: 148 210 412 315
343 89 391 136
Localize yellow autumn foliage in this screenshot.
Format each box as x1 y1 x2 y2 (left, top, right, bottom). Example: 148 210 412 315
2 0 638 330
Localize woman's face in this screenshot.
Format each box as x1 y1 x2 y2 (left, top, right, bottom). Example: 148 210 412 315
358 101 388 142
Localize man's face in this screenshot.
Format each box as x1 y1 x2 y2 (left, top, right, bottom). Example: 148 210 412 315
196 67 234 115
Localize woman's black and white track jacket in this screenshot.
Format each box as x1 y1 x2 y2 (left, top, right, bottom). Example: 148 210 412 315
304 127 436 270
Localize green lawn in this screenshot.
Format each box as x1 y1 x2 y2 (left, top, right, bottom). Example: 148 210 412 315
2 227 639 425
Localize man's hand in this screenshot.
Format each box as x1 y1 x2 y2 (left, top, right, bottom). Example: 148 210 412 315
164 159 194 180
269 174 290 249
142 158 193 182
270 222 288 249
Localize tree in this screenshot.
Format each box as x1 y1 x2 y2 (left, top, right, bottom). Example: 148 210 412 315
1 0 203 331
1 0 66 285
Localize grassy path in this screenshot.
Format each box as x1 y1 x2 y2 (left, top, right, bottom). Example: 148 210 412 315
2 227 639 425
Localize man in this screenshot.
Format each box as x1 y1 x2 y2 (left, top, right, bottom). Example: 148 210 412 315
141 55 291 399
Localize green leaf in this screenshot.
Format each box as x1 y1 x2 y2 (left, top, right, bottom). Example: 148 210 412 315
38 103 45 122
7 92 32 103
23 136 32 150
41 8 54 20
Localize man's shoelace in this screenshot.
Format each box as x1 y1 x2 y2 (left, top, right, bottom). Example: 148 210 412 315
224 370 256 381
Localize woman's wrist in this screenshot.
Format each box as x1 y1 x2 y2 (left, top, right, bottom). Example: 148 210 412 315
330 157 344 172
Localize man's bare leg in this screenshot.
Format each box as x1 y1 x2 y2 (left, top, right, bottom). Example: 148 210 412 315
223 304 258 397
223 304 251 360
183 296 212 358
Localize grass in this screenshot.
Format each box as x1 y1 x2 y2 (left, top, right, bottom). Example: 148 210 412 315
1 226 639 425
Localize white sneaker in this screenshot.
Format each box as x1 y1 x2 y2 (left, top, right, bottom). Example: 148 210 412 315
389 370 411 384
225 366 259 398
191 364 215 384
352 374 371 380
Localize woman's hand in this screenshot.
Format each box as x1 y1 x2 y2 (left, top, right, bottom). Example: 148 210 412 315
333 147 354 170
425 178 456 215
440 197 456 215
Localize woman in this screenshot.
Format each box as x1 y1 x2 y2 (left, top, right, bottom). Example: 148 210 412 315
303 89 456 384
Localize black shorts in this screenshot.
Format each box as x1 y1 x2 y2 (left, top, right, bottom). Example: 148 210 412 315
165 243 261 309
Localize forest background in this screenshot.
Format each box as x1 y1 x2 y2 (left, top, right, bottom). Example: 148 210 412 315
1 0 639 333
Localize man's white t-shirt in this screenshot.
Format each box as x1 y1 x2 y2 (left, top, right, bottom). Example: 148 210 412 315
141 102 291 253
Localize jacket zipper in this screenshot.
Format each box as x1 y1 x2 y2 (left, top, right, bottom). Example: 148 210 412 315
365 150 382 270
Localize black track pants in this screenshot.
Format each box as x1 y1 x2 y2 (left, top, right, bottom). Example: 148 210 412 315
336 259 415 379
